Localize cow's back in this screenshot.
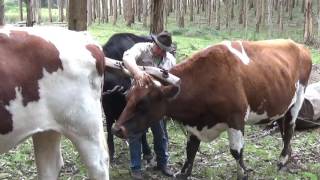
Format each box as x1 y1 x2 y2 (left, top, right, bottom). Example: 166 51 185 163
102 33 152 60
170 39 312 125
0 27 105 153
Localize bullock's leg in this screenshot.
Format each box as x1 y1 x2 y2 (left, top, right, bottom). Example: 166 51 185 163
33 130 64 180
277 116 292 169
228 126 247 180
68 123 109 179
278 84 305 169
176 134 200 179
106 119 115 163
64 114 109 180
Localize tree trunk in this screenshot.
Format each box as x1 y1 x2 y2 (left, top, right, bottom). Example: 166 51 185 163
92 0 96 22
197 0 200 14
208 0 212 25
19 0 23 21
150 0 164 34
119 0 122 15
301 0 305 13
95 0 101 24
65 0 69 21
278 0 283 32
112 0 117 25
36 0 41 24
32 0 37 23
190 0 194 21
178 0 184 27
109 0 113 15
48 0 52 22
244 0 248 29
215 0 220 30
142 0 147 27
101 0 108 23
202 0 205 12
225 0 230 28
175 0 179 23
256 0 262 33
318 0 320 39
288 0 293 20
137 0 142 22
58 0 65 22
231 0 234 20
25 0 34 26
304 0 313 44
249 0 254 9
267 0 273 37
87 0 92 25
124 0 134 26
68 0 87 31
261 0 265 25
239 0 244 24
0 0 3 26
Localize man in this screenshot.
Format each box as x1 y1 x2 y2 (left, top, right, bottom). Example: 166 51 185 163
123 31 176 179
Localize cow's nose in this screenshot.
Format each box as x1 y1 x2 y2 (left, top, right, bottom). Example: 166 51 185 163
111 126 128 139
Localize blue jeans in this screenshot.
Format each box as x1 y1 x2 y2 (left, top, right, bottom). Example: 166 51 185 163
129 119 169 171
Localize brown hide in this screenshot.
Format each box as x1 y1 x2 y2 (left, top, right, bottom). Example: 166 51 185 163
114 39 312 137
0 30 63 134
166 40 312 129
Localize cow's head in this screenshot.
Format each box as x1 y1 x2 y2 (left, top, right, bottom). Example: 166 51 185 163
111 71 180 139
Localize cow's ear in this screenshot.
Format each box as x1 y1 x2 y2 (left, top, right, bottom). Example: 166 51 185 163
161 85 180 99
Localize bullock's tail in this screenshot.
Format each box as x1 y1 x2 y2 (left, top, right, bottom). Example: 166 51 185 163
298 45 312 86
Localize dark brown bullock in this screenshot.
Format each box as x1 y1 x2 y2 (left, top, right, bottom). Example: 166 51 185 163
112 39 312 179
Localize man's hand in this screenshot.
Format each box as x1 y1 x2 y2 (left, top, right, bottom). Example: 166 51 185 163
134 71 153 87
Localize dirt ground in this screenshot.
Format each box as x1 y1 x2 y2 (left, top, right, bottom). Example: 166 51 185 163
309 64 320 83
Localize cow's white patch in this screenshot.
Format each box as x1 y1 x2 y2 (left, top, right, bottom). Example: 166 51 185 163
228 128 244 154
223 41 250 65
185 123 228 142
0 27 109 179
279 154 289 165
290 83 305 125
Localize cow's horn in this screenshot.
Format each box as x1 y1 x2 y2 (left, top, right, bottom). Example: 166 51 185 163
105 57 180 86
141 66 180 86
105 57 132 76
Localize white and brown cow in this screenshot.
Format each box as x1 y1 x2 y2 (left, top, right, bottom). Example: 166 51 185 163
0 27 109 180
112 39 312 179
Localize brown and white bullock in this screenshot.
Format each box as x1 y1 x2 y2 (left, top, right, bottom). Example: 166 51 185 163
0 27 109 179
112 39 312 179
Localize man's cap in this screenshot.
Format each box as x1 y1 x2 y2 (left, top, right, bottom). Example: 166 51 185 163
151 31 174 52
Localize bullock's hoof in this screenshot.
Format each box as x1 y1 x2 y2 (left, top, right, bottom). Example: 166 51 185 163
174 172 189 179
110 157 115 164
277 163 288 171
237 174 248 180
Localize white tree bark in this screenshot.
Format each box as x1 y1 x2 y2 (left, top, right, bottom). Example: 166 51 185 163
267 0 273 38
318 0 320 38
